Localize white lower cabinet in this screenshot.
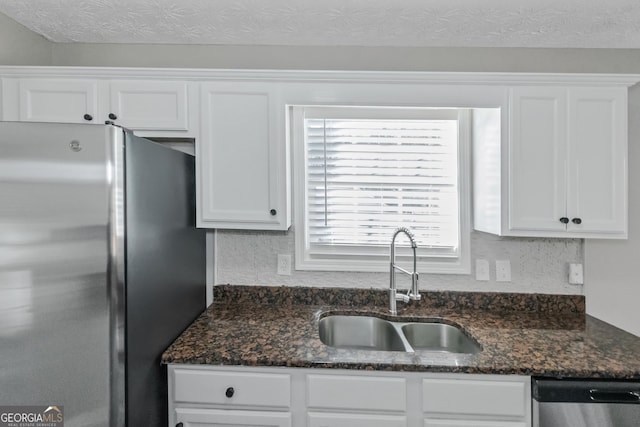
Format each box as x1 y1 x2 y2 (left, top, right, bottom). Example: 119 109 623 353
175 408 291 427
168 366 531 427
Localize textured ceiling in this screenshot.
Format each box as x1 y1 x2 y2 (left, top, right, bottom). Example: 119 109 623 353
1 0 639 48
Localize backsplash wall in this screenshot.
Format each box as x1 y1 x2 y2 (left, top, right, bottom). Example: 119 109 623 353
215 229 583 295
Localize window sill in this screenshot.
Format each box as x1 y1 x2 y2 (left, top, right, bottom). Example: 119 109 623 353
295 255 471 275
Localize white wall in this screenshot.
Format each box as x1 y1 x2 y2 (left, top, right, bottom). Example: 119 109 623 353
585 85 640 336
0 12 51 65
50 44 640 73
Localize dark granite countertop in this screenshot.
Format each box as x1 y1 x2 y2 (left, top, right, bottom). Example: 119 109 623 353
162 285 640 379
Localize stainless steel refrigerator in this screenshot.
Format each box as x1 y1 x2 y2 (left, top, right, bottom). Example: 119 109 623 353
0 122 206 426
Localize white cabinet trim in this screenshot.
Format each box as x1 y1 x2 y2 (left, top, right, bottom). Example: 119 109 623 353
0 66 638 87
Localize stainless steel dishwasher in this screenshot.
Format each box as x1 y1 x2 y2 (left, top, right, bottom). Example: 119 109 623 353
533 378 640 427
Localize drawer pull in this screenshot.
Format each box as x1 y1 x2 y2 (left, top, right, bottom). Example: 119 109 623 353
83 114 93 121
559 217 569 224
572 217 582 225
590 389 640 403
225 387 234 398
108 113 118 120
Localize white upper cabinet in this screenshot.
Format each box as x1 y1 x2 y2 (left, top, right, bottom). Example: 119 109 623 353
509 87 568 233
566 87 627 236
107 80 190 131
1 69 635 235
1 78 194 134
4 78 99 123
197 81 290 230
475 85 628 239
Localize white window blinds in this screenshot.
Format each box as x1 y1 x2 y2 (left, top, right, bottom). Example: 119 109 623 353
303 107 461 258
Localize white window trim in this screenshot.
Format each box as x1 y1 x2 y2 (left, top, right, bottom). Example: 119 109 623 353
292 105 471 274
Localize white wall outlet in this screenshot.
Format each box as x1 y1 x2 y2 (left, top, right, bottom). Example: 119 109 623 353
277 254 292 276
569 263 584 285
475 259 490 281
496 260 511 282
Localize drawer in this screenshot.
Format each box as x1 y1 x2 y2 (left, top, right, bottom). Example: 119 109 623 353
424 420 526 427
175 407 291 427
307 374 406 412
173 368 291 408
423 378 527 418
309 412 407 427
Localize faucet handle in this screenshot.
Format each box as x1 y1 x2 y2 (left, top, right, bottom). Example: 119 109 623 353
396 293 410 303
410 272 421 301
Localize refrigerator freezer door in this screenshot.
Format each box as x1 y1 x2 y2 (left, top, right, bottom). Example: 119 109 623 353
124 132 205 427
0 122 112 426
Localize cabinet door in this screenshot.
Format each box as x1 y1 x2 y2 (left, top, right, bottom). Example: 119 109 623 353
175 408 291 427
17 79 98 124
108 80 189 131
508 87 567 233
199 81 290 230
422 378 528 419
567 87 627 237
308 412 407 427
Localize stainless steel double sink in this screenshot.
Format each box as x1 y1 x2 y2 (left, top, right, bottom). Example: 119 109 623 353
319 315 481 354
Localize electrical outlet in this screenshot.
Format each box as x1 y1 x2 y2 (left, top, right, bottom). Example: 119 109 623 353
496 260 511 282
277 254 292 276
569 263 583 285
475 259 490 281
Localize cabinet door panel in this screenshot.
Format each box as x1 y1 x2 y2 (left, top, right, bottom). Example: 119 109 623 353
567 87 627 236
18 79 97 124
509 87 567 232
109 80 189 130
309 412 407 427
423 378 527 418
175 408 291 427
199 82 289 230
307 374 406 412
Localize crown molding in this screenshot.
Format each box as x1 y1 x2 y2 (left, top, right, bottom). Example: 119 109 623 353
1 66 639 87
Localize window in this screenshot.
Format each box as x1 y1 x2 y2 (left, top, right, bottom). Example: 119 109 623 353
292 106 470 273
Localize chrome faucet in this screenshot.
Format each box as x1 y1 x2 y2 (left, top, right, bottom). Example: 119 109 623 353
389 227 421 315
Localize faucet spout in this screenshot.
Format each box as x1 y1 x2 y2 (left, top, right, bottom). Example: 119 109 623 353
389 227 421 316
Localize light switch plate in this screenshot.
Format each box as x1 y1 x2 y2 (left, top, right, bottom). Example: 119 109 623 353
475 259 490 281
496 260 511 282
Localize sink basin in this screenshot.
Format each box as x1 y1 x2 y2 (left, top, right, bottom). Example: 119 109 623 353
401 322 481 354
318 315 408 351
318 315 481 354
